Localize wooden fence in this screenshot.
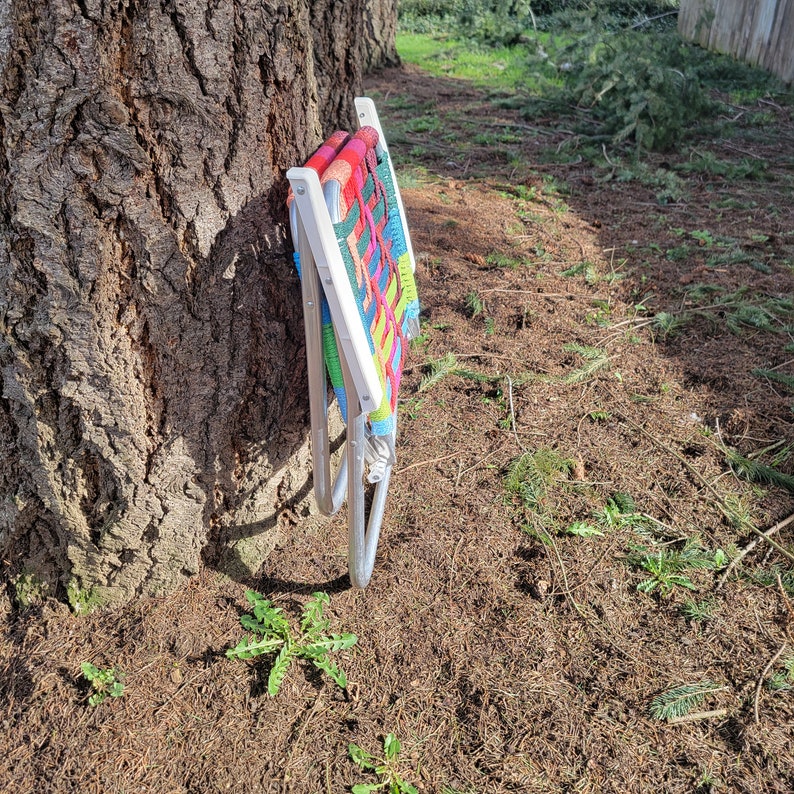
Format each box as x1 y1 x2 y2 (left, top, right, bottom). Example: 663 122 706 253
678 0 794 83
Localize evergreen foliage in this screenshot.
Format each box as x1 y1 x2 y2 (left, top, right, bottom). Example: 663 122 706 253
558 343 610 384
725 448 794 494
506 448 573 509
399 1 788 154
752 369 794 393
627 537 724 596
649 680 722 720
560 26 713 152
399 1 680 40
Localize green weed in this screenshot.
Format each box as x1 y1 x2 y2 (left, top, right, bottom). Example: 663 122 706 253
585 299 612 327
565 521 604 538
501 183 538 202
403 397 426 420
561 260 600 284
396 167 432 189
80 662 125 706
349 733 419 794
593 494 649 532
409 333 431 352
690 230 716 246
465 291 484 317
226 591 356 696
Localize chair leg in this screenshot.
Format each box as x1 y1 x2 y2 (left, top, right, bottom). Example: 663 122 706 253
341 353 393 588
300 233 390 587
297 217 347 517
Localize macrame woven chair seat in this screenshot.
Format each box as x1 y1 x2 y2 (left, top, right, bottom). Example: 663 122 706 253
293 126 420 437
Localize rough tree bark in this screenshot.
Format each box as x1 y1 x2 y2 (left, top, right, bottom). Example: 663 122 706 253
362 0 400 71
0 0 393 607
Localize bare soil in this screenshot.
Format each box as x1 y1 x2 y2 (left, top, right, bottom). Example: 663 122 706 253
2 64 794 793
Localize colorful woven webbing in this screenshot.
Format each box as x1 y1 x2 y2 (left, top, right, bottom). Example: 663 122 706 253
301 129 350 176
292 126 420 436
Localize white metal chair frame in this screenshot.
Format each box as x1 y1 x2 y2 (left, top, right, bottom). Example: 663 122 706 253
287 98 417 588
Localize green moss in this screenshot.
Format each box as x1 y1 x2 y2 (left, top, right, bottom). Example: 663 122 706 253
67 578 106 614
13 572 48 608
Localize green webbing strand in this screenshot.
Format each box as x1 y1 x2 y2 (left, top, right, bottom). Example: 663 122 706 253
322 323 344 389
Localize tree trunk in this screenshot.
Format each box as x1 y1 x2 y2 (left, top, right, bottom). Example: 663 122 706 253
361 0 400 72
0 0 385 607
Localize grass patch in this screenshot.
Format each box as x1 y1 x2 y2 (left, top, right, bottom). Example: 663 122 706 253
396 33 546 93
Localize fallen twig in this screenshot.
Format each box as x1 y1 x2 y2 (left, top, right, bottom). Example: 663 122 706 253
397 450 470 474
667 708 728 725
720 142 766 161
754 642 788 724
716 513 794 589
777 572 794 627
601 143 619 168
477 120 561 137
629 10 679 29
506 375 525 452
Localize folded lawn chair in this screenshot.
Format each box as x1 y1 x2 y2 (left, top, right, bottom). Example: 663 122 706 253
287 97 420 588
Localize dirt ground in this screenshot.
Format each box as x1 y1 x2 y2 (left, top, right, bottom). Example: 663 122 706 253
2 64 794 793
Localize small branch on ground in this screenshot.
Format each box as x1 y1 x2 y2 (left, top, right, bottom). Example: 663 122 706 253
397 450 468 474
506 375 525 452
777 572 794 627
716 513 794 589
754 642 788 724
629 10 679 30
667 708 728 725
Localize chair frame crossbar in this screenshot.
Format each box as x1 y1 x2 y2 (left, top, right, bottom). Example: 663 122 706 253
286 97 416 588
